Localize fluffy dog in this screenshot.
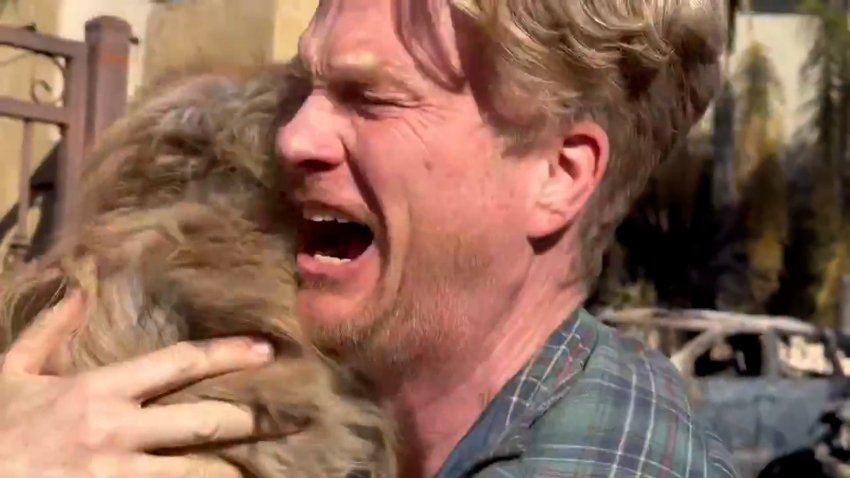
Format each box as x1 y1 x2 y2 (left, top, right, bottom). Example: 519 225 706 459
0 64 396 478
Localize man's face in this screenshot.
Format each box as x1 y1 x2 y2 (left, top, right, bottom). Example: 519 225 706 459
277 0 543 360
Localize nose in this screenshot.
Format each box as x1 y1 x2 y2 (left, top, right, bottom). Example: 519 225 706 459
277 94 347 174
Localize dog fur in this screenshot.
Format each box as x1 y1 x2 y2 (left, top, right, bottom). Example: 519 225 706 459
0 64 396 478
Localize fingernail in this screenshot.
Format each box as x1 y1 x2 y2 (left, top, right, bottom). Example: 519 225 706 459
251 340 274 360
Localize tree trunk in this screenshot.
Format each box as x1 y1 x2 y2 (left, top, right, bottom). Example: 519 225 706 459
713 80 738 209
837 0 850 227
713 1 739 210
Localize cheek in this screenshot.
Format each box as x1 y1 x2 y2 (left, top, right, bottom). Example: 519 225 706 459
353 112 526 249
409 165 527 260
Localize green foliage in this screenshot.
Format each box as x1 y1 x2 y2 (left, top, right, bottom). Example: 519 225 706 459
590 0 850 328
589 131 742 311
799 0 850 148
796 0 850 325
592 0 793 316
739 156 788 310
735 42 784 134
733 40 788 311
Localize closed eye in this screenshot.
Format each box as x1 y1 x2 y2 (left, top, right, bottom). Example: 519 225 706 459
337 83 394 105
334 82 410 120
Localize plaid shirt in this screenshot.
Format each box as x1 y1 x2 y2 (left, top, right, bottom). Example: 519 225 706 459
436 309 739 478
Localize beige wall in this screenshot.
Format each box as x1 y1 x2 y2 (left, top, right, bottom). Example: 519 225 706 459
141 0 317 81
272 0 318 61
142 0 278 83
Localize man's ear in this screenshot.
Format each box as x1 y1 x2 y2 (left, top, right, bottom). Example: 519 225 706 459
527 121 609 240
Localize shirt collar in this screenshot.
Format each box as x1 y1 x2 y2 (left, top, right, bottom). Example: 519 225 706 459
437 308 600 477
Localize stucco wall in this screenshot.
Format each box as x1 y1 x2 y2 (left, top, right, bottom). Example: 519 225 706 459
142 0 278 83
272 0 318 61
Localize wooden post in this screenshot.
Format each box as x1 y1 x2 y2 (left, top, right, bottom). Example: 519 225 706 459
83 16 131 150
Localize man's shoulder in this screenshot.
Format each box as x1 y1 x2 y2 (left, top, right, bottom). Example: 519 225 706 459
519 312 739 477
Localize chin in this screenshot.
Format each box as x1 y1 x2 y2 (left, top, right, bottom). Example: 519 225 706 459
297 290 377 339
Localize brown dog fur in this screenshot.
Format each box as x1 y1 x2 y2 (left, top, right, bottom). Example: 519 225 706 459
0 64 396 478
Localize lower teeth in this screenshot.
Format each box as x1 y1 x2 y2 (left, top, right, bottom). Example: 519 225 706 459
314 254 351 265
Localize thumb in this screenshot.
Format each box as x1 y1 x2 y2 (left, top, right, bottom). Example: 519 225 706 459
2 289 86 375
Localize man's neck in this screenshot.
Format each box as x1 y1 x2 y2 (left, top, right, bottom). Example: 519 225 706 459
383 280 587 477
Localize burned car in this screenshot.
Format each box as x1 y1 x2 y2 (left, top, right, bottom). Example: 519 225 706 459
598 308 850 478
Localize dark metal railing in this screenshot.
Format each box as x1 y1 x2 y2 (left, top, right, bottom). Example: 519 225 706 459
0 16 132 269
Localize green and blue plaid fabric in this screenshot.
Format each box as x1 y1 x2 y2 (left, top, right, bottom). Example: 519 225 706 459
437 309 738 478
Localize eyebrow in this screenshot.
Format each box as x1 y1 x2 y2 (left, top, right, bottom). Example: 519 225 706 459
300 51 423 98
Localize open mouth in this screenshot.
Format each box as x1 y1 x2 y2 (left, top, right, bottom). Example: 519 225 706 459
298 208 375 265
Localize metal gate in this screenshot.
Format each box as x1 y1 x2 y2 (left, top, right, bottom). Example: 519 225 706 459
0 16 133 269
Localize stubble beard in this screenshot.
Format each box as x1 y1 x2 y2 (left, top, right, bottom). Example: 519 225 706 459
309 235 496 380
309 290 446 378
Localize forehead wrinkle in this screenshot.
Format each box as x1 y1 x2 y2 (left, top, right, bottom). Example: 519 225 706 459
299 0 461 97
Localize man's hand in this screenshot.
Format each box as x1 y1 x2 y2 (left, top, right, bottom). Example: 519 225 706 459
0 290 275 477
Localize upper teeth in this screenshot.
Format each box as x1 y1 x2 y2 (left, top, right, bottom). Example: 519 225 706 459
307 214 351 223
303 206 356 224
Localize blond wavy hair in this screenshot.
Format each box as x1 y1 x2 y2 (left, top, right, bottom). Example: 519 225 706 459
452 0 725 281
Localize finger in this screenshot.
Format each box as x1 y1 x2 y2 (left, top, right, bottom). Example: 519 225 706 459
93 453 242 478
111 400 270 451
3 289 86 374
81 337 274 400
